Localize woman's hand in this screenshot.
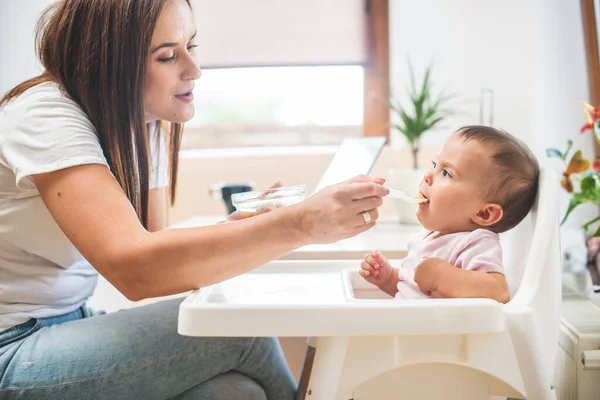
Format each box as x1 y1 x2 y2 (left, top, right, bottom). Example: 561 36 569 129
293 175 389 244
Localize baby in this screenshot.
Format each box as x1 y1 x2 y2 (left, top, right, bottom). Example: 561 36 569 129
360 125 539 303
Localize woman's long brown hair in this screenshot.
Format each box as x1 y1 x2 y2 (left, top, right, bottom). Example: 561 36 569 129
0 0 188 228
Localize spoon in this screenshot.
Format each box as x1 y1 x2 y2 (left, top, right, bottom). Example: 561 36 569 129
386 188 428 204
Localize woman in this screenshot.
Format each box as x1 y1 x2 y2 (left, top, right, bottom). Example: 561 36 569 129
0 0 387 399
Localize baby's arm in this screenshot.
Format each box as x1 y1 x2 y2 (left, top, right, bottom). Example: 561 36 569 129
415 258 510 303
379 268 401 297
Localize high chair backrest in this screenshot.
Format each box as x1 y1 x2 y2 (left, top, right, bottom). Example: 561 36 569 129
501 212 534 298
500 168 561 373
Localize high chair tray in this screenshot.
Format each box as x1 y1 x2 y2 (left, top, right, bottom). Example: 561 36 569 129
178 261 504 337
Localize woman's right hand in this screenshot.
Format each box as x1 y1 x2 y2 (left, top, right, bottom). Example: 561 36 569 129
293 175 389 244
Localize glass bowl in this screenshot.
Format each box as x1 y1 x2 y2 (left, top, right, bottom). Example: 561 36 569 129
231 184 307 218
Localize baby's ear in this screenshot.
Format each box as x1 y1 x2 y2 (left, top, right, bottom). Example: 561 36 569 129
473 204 503 227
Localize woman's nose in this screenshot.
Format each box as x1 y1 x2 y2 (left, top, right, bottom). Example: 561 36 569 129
185 63 201 81
182 53 202 81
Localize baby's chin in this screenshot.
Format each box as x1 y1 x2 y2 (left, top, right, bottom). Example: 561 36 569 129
417 215 459 233
416 214 432 230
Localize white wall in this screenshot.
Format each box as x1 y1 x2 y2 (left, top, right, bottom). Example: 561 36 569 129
390 0 541 149
389 0 595 225
532 0 592 159
532 0 596 227
0 0 53 96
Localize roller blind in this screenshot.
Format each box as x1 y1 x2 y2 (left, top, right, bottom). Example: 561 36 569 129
191 0 369 68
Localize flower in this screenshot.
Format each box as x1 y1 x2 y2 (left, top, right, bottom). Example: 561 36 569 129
547 102 600 236
580 102 599 133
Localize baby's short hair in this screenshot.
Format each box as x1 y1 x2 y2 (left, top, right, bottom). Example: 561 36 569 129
455 125 539 233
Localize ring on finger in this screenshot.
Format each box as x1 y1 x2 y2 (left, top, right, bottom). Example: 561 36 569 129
360 211 372 225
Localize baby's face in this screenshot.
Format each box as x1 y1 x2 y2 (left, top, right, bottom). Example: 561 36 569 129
416 134 494 233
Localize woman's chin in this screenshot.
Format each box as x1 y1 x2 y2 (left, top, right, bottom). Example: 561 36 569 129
163 105 195 124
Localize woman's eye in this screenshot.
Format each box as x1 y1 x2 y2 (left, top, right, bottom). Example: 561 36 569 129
442 169 451 177
158 55 176 63
187 44 198 51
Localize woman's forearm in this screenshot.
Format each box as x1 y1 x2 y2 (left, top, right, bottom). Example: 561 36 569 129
119 205 307 300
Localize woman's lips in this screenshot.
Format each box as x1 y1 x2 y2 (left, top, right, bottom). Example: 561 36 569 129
175 91 194 103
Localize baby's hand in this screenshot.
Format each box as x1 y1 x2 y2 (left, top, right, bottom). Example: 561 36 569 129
414 257 446 295
360 250 394 287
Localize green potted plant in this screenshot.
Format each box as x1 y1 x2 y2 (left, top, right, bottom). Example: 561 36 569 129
546 102 600 286
387 61 456 224
389 61 456 169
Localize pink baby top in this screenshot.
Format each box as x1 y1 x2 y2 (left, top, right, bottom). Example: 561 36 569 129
396 229 504 299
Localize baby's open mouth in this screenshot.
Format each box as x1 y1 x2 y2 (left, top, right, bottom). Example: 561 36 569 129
416 192 429 204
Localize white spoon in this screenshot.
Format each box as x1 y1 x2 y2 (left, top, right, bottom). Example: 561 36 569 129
387 188 428 204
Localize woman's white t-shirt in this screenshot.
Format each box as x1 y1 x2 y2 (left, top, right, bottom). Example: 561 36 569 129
0 82 168 332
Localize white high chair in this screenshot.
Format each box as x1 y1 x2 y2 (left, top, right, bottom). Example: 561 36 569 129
178 168 561 400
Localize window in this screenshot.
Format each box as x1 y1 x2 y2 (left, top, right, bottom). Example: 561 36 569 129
183 66 364 149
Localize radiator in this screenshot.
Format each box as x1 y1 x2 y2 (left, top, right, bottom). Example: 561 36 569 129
555 291 600 400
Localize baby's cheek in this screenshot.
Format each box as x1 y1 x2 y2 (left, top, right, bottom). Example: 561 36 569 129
432 196 466 219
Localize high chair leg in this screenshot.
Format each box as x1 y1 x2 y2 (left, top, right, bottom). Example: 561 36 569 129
505 310 556 400
296 345 316 400
306 336 353 400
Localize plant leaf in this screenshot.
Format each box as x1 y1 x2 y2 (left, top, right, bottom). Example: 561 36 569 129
577 189 598 203
583 214 600 231
561 196 581 225
426 116 444 130
565 139 573 155
594 119 600 144
407 58 420 107
390 59 455 150
580 174 597 195
546 148 563 159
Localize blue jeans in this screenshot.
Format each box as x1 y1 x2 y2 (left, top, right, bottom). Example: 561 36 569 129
0 299 296 399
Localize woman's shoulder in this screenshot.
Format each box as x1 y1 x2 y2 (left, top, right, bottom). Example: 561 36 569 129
1 81 95 136
3 81 88 120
